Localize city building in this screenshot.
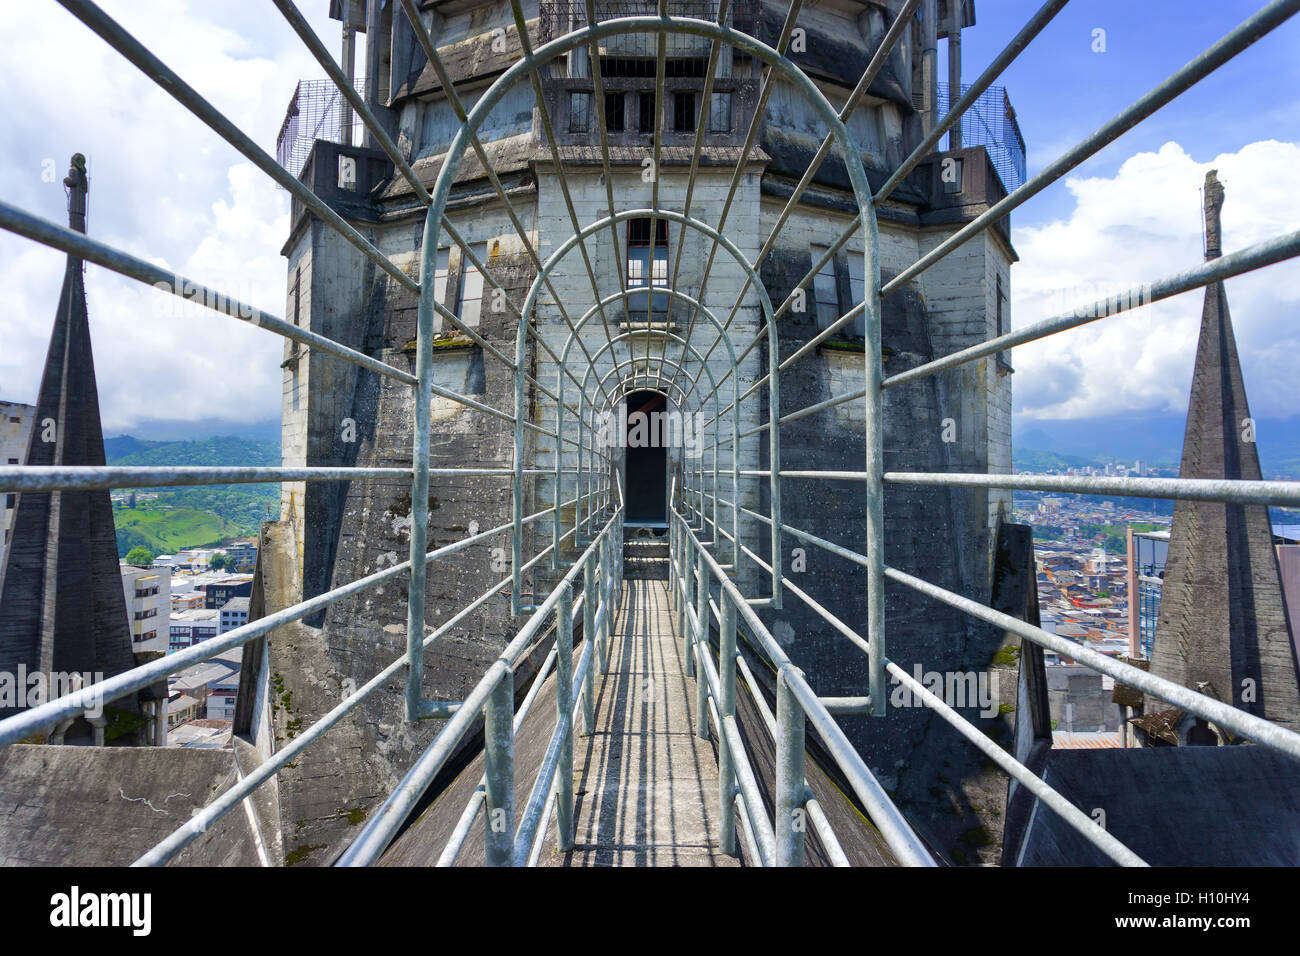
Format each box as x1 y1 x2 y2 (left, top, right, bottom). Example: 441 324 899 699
0 400 35 581
203 577 254 610
168 651 242 724
1126 528 1168 660
218 596 251 635
169 608 220 653
222 542 258 573
120 561 170 656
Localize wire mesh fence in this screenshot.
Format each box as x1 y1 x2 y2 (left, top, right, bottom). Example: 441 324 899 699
276 77 368 181
938 81 1026 192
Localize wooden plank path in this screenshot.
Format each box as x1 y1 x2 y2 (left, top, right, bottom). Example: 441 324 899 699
539 578 741 866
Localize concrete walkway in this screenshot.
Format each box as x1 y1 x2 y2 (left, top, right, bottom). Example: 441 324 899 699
539 578 741 866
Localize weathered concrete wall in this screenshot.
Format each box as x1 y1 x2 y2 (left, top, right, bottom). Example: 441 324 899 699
265 195 555 864
0 740 279 866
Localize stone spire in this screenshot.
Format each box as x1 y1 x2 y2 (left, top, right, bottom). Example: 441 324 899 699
64 153 87 235
1143 172 1300 733
0 155 142 736
1203 168 1224 260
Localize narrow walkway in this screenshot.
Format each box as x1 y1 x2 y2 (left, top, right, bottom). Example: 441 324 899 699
540 578 740 866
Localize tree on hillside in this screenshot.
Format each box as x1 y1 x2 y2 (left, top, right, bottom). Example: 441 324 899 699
124 546 155 567
209 552 228 571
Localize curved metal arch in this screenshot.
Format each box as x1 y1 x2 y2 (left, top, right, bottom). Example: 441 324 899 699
567 288 742 568
561 286 740 448
422 14 882 626
534 216 763 588
581 332 738 572
526 208 773 385
548 323 733 583
570 353 696 556
541 267 759 598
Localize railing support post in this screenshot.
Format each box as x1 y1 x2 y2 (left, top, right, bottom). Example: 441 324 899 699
597 534 611 674
581 554 596 735
683 541 697 678
680 534 695 663
718 592 738 856
668 519 678 613
405 204 438 721
692 545 707 694
776 666 806 867
484 669 515 866
555 583 575 850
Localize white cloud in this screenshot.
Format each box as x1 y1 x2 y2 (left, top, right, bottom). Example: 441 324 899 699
1011 139 1300 421
0 0 337 433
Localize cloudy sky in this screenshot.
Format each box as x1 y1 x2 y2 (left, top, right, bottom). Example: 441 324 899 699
959 0 1300 422
0 0 336 434
0 1 1297 434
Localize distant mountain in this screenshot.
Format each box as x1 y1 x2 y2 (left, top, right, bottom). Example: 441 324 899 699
103 435 165 462
109 417 281 443
109 435 279 469
106 433 283 557
1015 427 1063 454
1013 414 1300 479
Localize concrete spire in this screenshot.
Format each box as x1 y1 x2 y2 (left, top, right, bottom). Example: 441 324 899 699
0 155 141 733
1143 174 1300 733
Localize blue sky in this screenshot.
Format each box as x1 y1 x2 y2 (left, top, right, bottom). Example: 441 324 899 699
943 0 1300 422
948 0 1300 225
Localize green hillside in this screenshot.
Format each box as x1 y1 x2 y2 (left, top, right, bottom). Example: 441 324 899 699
112 504 243 556
109 435 281 557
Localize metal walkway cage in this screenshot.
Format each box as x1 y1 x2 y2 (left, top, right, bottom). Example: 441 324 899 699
2 0 1300 868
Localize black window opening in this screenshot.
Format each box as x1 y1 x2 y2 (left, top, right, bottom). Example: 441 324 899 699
638 91 655 133
605 91 626 132
627 218 669 317
600 56 706 78
624 389 669 526
673 91 697 132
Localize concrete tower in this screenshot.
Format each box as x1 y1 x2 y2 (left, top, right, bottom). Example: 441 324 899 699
0 155 153 744
263 0 1018 865
1142 170 1300 734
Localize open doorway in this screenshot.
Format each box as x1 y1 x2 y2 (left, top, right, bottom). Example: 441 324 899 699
623 389 668 527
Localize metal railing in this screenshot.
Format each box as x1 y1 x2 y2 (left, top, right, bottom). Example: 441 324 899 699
0 0 1297 868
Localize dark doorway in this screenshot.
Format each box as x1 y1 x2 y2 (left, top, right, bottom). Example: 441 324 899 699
624 390 668 526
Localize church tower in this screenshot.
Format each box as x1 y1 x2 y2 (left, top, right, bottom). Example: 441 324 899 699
0 155 155 745
1142 170 1300 735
